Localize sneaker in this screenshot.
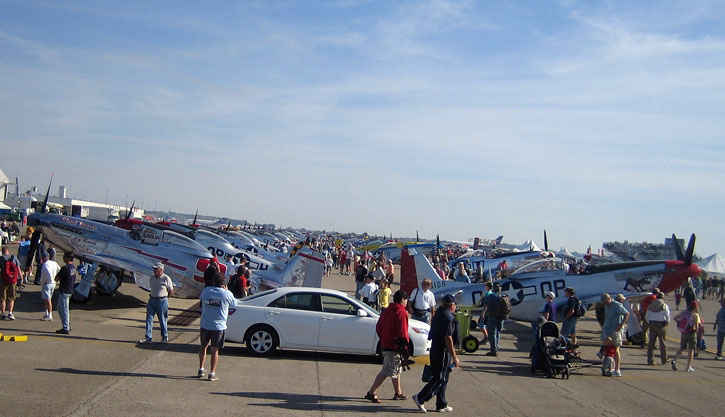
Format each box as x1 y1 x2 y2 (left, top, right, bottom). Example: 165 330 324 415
716 355 723 361
41 315 51 321
612 370 622 377
197 369 205 378
7 313 15 320
671 360 678 371
436 406 453 412
0 313 6 320
485 351 498 357
208 373 218 382
687 366 695 373
412 394 427 413
137 338 152 344
161 337 168 344
55 329 69 334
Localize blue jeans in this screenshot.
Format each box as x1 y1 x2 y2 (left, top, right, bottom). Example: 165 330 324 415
145 297 168 341
717 331 725 356
58 293 71 331
486 317 502 352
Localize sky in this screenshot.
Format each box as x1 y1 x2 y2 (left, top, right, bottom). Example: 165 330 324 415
1 0 724 256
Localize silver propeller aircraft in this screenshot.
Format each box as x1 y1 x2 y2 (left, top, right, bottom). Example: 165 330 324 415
449 231 555 277
401 235 701 323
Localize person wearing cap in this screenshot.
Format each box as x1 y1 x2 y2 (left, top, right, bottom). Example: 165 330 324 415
365 290 410 403
413 294 460 413
561 287 579 346
601 293 629 376
39 249 60 321
645 290 670 365
198 270 237 381
139 262 174 344
533 291 557 340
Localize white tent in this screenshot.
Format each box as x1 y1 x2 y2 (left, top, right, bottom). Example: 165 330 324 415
699 253 725 277
0 201 10 210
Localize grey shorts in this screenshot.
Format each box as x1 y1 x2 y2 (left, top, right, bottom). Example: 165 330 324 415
381 351 403 378
680 332 696 350
602 330 623 347
41 284 55 301
200 329 225 350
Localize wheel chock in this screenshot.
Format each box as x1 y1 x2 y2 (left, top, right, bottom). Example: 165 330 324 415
2 335 28 342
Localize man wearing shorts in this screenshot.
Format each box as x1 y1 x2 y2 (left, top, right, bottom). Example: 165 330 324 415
601 293 629 377
366 290 409 403
39 249 60 321
198 271 237 381
561 288 579 345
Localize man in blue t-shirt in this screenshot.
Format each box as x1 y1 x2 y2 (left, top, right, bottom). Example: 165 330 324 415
198 271 237 381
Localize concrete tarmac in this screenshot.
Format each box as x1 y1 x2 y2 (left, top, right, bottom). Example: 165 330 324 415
1 269 724 417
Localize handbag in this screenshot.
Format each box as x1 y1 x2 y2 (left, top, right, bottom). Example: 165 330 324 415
421 364 433 382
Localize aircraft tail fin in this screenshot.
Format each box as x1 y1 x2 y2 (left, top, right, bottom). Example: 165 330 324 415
400 245 445 296
269 247 324 288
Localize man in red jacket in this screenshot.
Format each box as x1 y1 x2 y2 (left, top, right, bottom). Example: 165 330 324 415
365 290 410 403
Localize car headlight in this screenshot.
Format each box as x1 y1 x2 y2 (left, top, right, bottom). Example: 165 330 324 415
411 327 428 335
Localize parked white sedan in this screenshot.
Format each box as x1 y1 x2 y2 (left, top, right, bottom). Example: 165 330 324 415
225 287 431 357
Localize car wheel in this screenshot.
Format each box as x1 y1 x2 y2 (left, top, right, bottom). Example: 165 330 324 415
246 325 278 356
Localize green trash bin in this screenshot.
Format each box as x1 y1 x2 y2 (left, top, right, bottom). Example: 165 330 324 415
455 306 479 353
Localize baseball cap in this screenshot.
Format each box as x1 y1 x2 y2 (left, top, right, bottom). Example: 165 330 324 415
442 294 456 304
153 262 165 270
546 291 555 299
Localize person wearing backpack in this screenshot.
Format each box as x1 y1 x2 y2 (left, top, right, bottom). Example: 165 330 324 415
561 288 581 346
671 301 701 372
1 247 21 320
481 282 504 356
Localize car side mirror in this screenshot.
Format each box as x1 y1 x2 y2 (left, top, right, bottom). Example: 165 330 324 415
357 309 368 317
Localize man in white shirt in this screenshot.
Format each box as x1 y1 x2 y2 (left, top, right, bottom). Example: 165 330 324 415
39 249 61 321
408 278 436 324
645 290 671 365
359 275 378 308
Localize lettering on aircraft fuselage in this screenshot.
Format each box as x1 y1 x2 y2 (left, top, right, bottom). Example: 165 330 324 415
60 216 97 231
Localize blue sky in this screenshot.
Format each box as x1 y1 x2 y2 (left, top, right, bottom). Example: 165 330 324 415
2 0 724 256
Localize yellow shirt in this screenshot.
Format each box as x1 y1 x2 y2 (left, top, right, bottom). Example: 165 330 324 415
378 287 391 308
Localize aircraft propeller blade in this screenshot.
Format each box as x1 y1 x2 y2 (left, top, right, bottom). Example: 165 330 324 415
685 234 696 265
672 234 685 261
436 234 440 249
544 230 549 252
416 231 419 242
192 209 198 226
25 230 42 271
126 201 135 220
41 176 53 213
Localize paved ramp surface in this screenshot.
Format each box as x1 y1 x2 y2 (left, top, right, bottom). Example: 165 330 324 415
1 271 724 417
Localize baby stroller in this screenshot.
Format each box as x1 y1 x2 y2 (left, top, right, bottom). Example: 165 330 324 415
530 321 576 379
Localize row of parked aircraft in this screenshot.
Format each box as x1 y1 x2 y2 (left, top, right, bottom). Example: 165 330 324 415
24 181 325 301
401 233 700 324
